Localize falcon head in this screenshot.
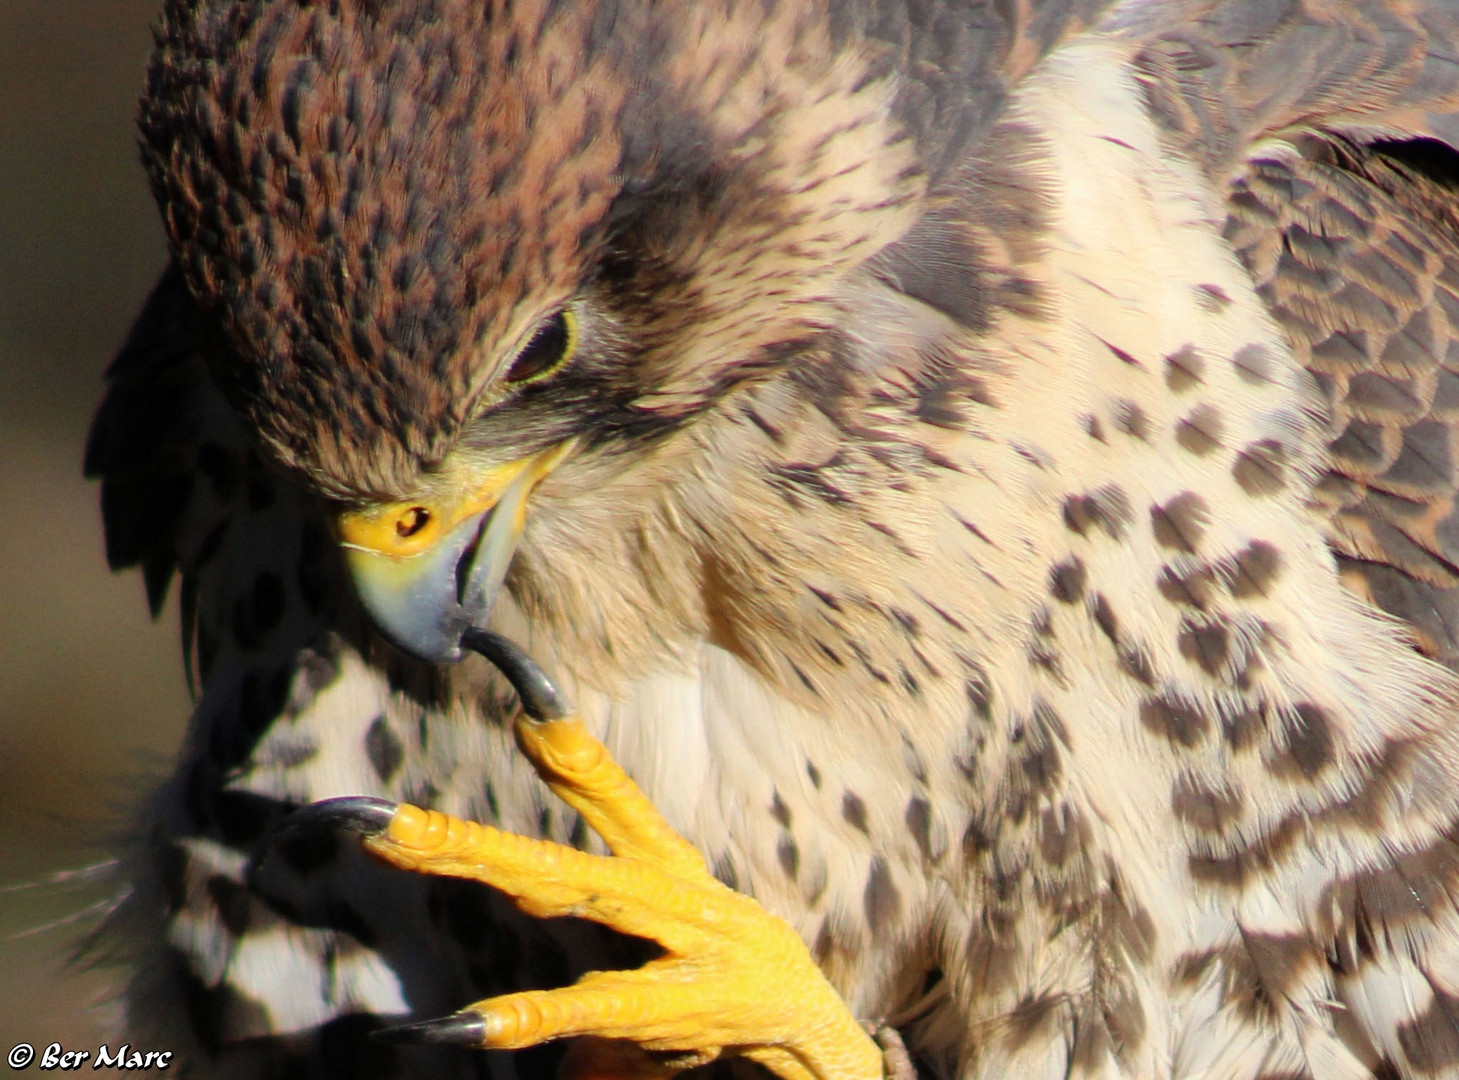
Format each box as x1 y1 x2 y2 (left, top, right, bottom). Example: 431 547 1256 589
139 0 967 663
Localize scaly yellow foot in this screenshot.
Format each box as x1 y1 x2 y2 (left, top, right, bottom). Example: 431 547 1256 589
287 630 884 1080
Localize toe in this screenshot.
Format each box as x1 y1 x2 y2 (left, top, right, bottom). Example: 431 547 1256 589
360 804 714 948
513 716 710 879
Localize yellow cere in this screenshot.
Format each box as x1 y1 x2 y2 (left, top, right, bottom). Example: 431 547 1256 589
335 439 579 560
336 457 537 560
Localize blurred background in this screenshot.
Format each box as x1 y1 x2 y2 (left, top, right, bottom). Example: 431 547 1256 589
0 0 191 1049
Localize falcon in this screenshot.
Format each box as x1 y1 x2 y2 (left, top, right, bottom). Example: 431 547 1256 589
86 1 1459 1077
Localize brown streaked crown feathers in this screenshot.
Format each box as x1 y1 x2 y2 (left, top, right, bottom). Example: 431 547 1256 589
142 0 630 497
139 0 1105 499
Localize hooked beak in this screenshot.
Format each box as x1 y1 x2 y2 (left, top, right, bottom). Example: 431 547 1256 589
336 440 575 664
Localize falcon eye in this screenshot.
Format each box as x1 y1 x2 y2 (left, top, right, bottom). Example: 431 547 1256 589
504 310 577 386
395 507 431 538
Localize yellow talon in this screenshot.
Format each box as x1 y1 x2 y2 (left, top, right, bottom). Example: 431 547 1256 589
362 713 885 1080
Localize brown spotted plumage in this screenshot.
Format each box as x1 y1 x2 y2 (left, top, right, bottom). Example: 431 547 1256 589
86 0 1459 1077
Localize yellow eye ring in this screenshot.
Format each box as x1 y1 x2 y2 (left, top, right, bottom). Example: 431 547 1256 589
504 308 578 386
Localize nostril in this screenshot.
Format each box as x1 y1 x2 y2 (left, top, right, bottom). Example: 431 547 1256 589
396 506 431 538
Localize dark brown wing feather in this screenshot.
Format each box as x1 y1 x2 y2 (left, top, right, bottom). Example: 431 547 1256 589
1223 137 1459 665
85 267 208 622
1128 0 1459 666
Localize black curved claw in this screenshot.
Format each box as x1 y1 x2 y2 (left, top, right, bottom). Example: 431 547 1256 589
279 795 399 836
372 1011 488 1046
460 627 570 721
248 797 400 885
